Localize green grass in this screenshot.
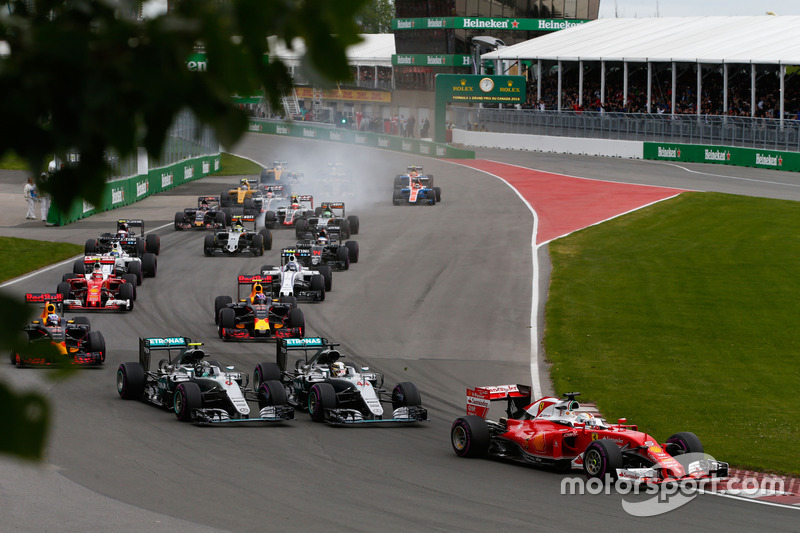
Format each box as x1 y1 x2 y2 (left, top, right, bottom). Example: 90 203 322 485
546 191 800 476
0 237 83 283
216 152 263 176
0 151 34 171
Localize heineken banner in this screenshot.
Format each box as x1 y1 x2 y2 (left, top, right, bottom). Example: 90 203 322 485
247 119 475 159
393 54 473 67
48 155 221 226
644 143 800 172
391 17 589 31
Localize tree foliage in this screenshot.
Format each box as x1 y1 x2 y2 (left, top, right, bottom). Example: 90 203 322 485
0 0 367 460
356 0 394 34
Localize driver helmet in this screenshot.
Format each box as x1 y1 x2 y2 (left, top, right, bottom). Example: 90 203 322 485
240 177 249 186
254 292 267 304
92 270 104 280
322 209 333 218
46 313 59 326
316 235 328 246
410 171 419 178
194 360 211 378
576 413 595 425
200 199 209 209
110 249 120 259
233 220 244 231
285 262 298 272
330 361 346 377
118 222 129 235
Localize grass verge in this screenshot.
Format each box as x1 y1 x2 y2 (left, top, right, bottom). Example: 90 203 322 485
216 152 264 176
546 191 800 476
0 237 83 284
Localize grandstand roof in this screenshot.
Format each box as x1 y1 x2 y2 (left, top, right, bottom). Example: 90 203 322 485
269 34 395 67
482 16 800 65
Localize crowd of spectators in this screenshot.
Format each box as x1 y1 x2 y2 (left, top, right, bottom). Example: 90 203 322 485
521 66 800 119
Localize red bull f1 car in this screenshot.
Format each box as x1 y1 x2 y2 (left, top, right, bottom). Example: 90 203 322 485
117 336 294 425
451 386 729 484
11 293 106 367
214 274 305 341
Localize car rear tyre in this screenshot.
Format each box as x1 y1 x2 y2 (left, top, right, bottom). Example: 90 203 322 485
346 215 359 235
318 265 333 292
295 219 308 239
73 259 86 275
174 212 185 230
345 241 359 263
451 416 490 458
117 362 145 399
141 253 157 277
57 281 71 300
392 382 421 409
119 282 135 310
126 261 142 285
204 234 215 256
279 295 298 308
253 362 282 390
308 383 336 422
257 380 287 409
336 246 350 270
583 439 624 482
84 239 97 254
87 331 106 362
259 229 273 250
174 382 202 422
122 274 138 299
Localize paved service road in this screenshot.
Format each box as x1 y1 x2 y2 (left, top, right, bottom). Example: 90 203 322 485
1 135 797 532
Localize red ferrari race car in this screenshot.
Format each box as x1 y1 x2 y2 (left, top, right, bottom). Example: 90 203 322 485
451 386 728 484
11 293 106 367
57 259 135 312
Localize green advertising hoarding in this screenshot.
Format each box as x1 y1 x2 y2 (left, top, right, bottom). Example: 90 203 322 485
392 54 473 67
391 17 590 31
643 142 800 172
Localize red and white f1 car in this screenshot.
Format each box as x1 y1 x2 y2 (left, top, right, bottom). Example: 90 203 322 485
451 386 728 484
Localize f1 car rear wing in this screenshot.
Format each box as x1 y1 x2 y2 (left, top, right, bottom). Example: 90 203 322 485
138 336 192 370
281 247 312 260
276 336 337 371
117 219 145 235
407 165 423 173
320 201 345 213
236 274 277 300
197 196 220 207
466 384 532 419
26 293 64 318
229 214 256 228
291 194 314 208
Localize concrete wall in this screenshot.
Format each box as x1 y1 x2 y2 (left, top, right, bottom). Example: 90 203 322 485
453 130 644 159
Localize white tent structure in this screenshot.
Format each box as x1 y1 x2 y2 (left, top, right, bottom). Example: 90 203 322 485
482 16 800 124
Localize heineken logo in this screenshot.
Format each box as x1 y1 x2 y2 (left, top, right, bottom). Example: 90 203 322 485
427 56 445 65
704 149 729 161
538 20 581 30
429 19 445 28
249 123 262 132
420 145 431 154
303 128 316 138
462 56 473 66
355 134 366 144
276 125 289 134
378 137 389 148
436 146 446 156
402 141 412 151
396 20 413 29
184 166 194 180
187 59 207 72
136 180 148 197
755 153 781 166
657 147 679 158
397 56 414 65
214 159 220 171
464 18 509 29
82 199 95 214
329 131 342 141
111 188 124 205
161 172 173 188
202 161 210 174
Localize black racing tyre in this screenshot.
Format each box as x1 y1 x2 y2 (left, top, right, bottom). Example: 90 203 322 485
583 439 624 482
204 234 215 256
243 198 255 213
174 381 202 422
135 238 145 257
666 432 704 455
308 382 336 422
295 219 308 239
146 234 160 255
429 192 436 206
264 211 276 228
259 229 273 251
117 362 145 400
257 380 287 409
252 234 264 256
310 275 325 300
86 330 106 361
62 272 78 282
57 281 71 300
288 308 305 333
433 187 442 202
220 191 231 207
394 175 406 188
71 316 90 327
84 239 97 254
346 215 359 235
392 382 421 409
141 253 157 277
427 174 434 187
122 274 138 300
392 192 401 206
253 361 282 390
318 265 333 292
336 247 350 270
174 212 185 230
214 295 233 325
215 211 226 226
314 206 322 216
279 295 298 309
451 416 490 458
73 258 86 274
127 260 142 285
219 307 236 330
339 219 351 240
119 282 135 310
345 240 359 264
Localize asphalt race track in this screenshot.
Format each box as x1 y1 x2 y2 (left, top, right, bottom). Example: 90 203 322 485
1 134 799 532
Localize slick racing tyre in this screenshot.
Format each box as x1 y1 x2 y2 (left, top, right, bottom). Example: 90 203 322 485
252 234 265 256
127 261 142 285
117 362 145 400
122 274 138 299
345 241 359 263
174 382 202 422
204 234 215 256
451 416 490 458
119 282 135 311
288 308 305 334
308 383 336 422
346 215 359 235
258 380 287 409
87 331 106 362
433 187 442 202
174 212 185 230
336 247 350 270
583 439 624 482
145 233 160 255
259 229 273 251
214 295 233 325
253 362 282 390
318 265 333 292
392 382 421 409
141 253 157 277
84 239 97 254
218 308 235 338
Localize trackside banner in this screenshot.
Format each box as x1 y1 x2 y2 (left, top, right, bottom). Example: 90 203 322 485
643 143 800 172
246 119 475 159
391 18 590 31
47 155 221 226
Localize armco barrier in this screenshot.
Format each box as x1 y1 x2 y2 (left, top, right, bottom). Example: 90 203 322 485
47 155 221 226
643 143 800 172
247 119 475 159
